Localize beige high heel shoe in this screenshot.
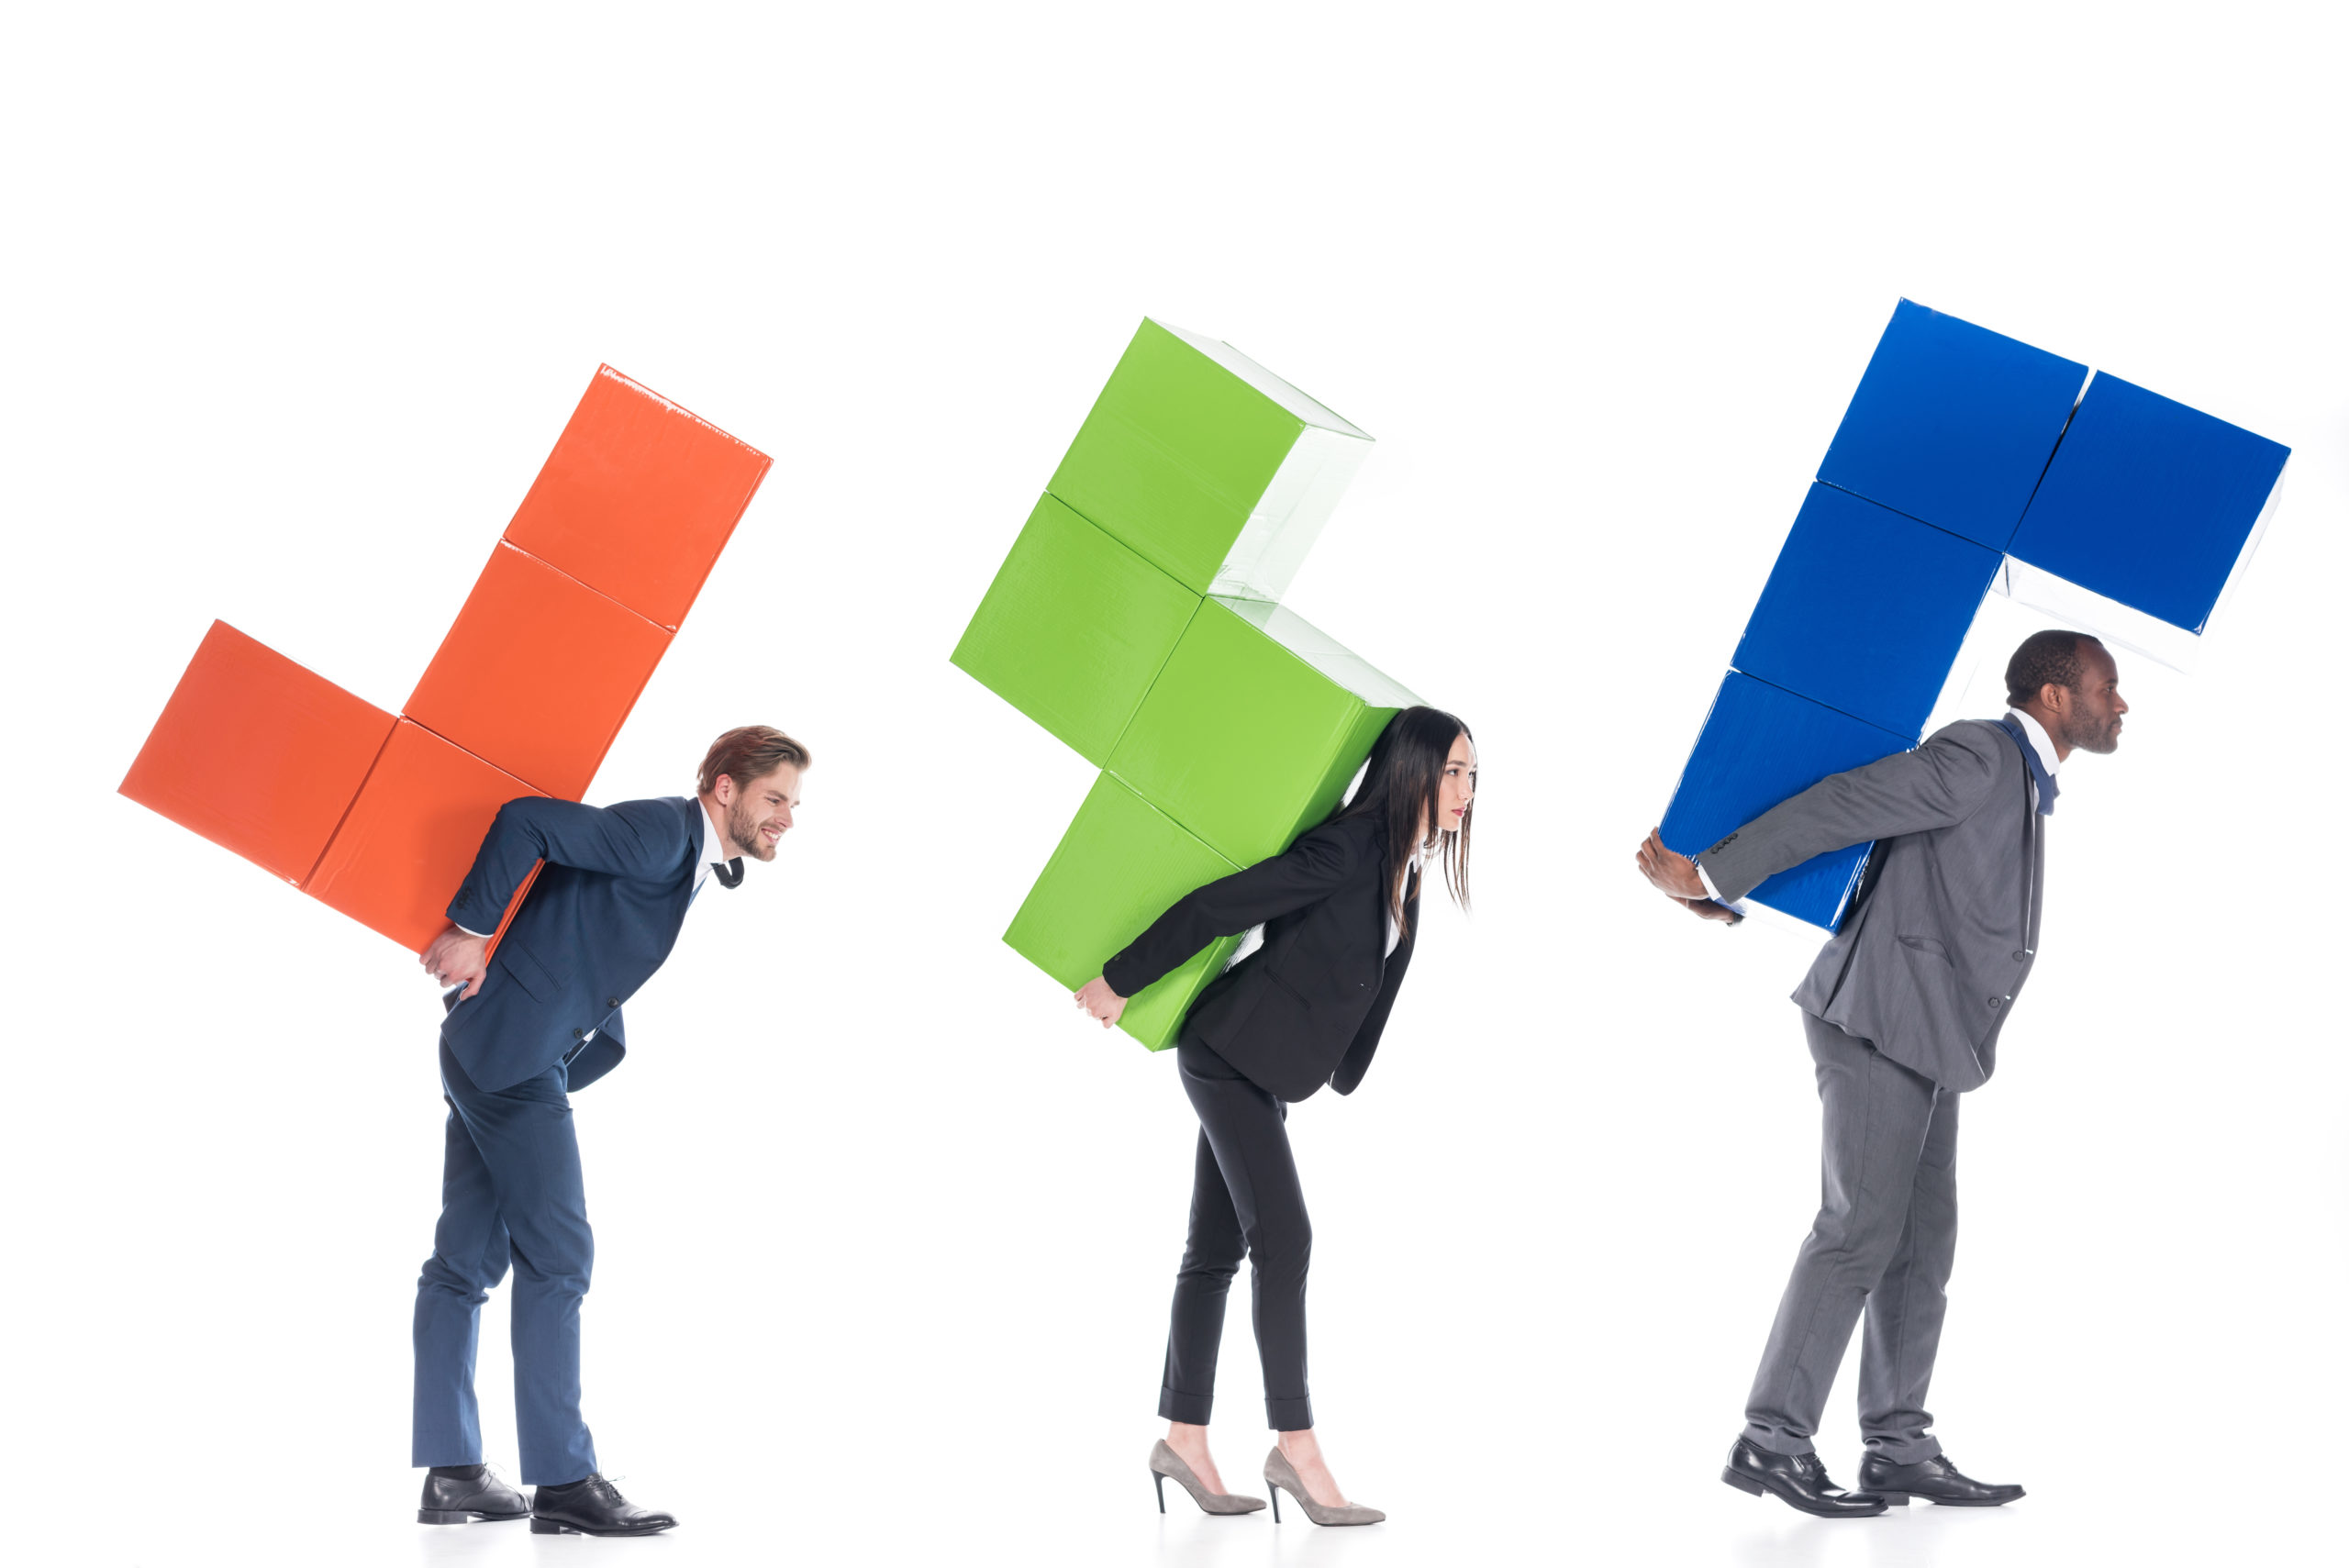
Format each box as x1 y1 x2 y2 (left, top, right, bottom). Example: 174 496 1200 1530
1150 1439 1267 1515
1264 1446 1385 1526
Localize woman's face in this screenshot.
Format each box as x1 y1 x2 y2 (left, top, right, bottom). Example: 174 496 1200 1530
1434 730 1476 837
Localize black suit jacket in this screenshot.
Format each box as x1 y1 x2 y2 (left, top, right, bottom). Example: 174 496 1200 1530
1104 811 1419 1103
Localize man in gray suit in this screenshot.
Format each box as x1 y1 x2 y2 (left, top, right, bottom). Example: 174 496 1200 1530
1636 630 2129 1518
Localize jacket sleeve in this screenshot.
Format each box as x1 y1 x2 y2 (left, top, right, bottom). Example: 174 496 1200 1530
1695 723 2006 904
445 796 693 933
1330 882 1419 1095
1102 823 1364 998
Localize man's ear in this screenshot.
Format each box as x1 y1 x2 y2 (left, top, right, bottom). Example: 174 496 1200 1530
711 773 734 806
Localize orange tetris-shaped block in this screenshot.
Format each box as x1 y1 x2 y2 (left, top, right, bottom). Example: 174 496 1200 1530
305 720 544 951
503 366 774 631
117 621 395 884
404 543 673 800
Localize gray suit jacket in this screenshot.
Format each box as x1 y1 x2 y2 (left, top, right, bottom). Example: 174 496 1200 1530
1696 718 2043 1093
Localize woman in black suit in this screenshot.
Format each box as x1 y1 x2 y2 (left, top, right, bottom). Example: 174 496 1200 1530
1074 706 1477 1527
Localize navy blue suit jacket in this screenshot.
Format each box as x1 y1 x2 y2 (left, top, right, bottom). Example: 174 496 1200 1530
440 795 707 1094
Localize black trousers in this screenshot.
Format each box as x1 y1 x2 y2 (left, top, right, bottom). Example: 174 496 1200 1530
1159 1036 1314 1430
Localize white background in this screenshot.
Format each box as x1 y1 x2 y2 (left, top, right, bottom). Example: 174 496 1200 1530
5 4 2343 1564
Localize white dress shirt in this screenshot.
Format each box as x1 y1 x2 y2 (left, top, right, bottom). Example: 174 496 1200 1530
690 801 728 899
1692 710 2060 908
2003 706 2062 808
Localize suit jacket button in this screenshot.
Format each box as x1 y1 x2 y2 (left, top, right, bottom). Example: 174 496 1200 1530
607 997 620 1008
573 1028 585 1039
2012 951 2027 962
1987 997 2000 1008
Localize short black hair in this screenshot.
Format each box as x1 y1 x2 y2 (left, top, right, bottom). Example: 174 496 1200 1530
2004 629 2105 707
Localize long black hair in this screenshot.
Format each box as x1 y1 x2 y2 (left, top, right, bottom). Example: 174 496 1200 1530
1331 706 1474 942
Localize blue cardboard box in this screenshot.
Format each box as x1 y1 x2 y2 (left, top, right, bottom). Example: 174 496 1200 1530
2008 373 2290 633
1659 673 1913 930
1819 299 2086 549
1732 484 2003 740
1662 301 2289 933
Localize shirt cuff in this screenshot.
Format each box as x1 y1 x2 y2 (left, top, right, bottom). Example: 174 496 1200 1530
455 923 492 940
1692 859 1749 918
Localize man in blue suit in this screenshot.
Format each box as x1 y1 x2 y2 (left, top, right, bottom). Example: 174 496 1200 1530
408 725 811 1537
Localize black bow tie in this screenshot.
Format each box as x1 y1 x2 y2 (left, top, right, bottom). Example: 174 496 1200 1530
711 858 744 889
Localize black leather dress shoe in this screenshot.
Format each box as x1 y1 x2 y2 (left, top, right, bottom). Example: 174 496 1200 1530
529 1473 679 1536
1720 1437 1887 1518
1857 1452 2025 1507
417 1464 528 1524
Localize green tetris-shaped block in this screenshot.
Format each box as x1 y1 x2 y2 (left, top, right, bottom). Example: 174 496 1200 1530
1049 319 1372 602
956 318 1417 1053
1006 773 1244 1051
951 495 1201 765
1108 597 1419 867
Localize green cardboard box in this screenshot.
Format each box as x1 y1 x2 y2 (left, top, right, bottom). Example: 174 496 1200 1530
1049 319 1372 603
1108 596 1419 866
1004 773 1246 1051
963 318 1408 1052
951 495 1200 765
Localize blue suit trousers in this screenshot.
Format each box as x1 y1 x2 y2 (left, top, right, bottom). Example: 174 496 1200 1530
411 1039 597 1485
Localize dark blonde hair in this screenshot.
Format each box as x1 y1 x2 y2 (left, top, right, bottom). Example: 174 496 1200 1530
697 726 811 795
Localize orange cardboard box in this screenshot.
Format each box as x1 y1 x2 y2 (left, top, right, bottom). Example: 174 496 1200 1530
305 720 544 952
405 543 671 800
118 621 395 884
122 366 772 957
503 366 773 630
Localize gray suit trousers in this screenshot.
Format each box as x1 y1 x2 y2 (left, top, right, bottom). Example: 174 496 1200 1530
1744 1013 1960 1463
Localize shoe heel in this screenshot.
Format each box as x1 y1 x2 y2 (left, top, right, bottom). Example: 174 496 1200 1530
1153 1472 1166 1515
529 1518 567 1535
1720 1466 1765 1497
1877 1492 1911 1506
1268 1484 1282 1523
417 1508 468 1525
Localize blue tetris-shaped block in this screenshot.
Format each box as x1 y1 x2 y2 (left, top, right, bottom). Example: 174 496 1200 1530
1666 298 2290 933
1660 673 1910 929
1733 484 2004 740
1819 300 2086 550
2008 374 2290 633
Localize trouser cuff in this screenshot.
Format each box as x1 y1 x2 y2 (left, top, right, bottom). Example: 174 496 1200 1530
1265 1396 1313 1431
412 1450 483 1469
1742 1421 1814 1457
1160 1387 1214 1425
1862 1433 1943 1465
